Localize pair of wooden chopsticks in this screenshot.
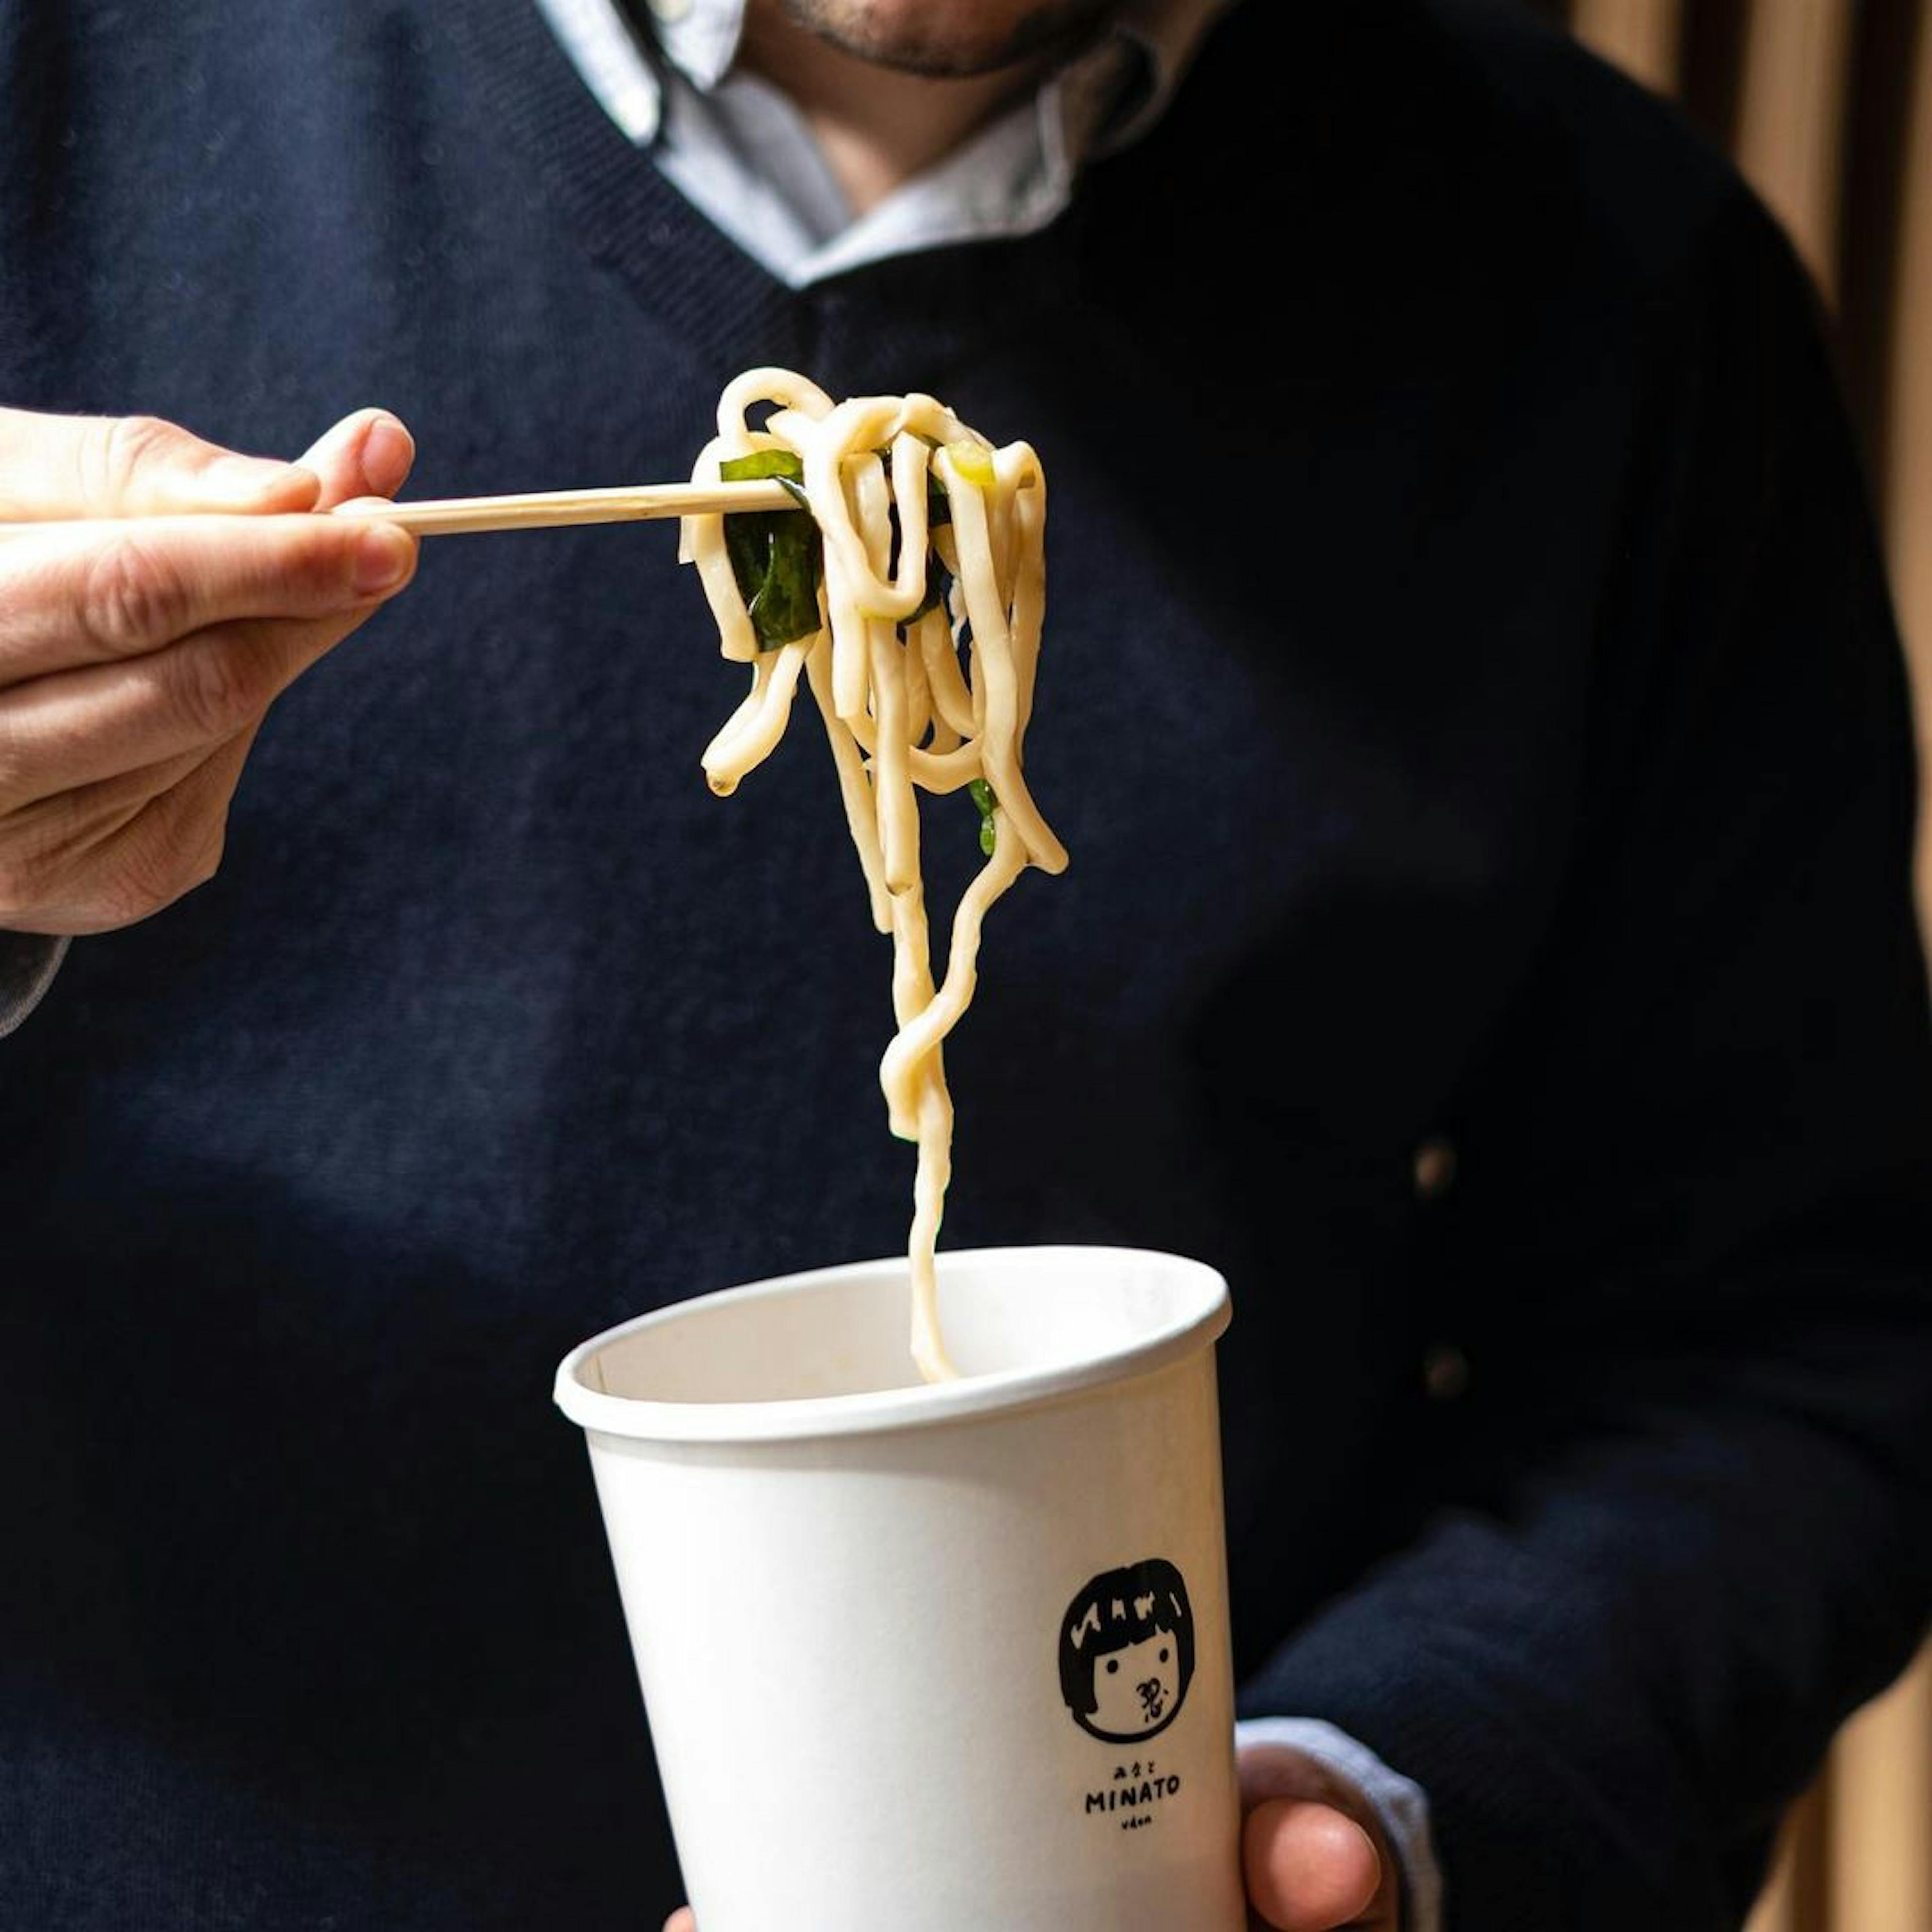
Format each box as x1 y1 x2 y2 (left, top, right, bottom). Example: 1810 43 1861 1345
329 478 796 537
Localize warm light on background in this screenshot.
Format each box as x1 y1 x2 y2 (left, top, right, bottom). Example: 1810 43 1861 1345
1551 5 1932 1927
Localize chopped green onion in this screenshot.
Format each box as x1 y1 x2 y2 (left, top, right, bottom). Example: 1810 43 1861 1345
945 438 995 490
970 777 998 855
719 450 805 484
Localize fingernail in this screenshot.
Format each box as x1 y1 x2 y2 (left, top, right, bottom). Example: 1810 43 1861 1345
352 524 415 595
199 455 310 502
361 415 416 493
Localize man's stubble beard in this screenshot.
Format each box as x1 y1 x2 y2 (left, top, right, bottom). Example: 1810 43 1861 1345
771 0 1126 78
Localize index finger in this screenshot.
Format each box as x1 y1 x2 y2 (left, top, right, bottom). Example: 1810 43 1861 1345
0 407 320 521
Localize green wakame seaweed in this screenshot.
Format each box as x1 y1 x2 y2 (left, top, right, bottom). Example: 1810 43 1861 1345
719 450 822 648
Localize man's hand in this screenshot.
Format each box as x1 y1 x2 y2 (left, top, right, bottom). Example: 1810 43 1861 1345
0 405 419 935
659 1741 1398 1931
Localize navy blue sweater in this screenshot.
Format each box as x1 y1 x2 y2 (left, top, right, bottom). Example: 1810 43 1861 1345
2 3 1929 1926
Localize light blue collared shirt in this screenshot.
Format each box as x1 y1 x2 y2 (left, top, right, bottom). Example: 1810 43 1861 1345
533 0 1227 285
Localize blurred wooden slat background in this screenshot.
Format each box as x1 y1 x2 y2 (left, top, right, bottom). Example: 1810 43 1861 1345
1550 5 1932 1929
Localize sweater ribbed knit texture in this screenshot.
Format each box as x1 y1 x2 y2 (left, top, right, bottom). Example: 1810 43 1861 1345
2 3 1928 1927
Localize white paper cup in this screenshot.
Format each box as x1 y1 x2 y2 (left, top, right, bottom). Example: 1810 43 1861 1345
553 1244 1245 1932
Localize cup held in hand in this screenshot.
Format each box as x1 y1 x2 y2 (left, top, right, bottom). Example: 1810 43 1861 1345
553 1245 1246 1932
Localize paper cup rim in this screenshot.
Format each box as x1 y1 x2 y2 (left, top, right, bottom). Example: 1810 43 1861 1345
552 1244 1231 1444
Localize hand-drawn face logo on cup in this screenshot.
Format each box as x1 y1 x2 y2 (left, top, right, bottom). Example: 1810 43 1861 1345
1058 1559 1195 1744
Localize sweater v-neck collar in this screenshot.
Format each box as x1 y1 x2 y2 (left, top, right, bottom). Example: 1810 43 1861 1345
448 0 1088 381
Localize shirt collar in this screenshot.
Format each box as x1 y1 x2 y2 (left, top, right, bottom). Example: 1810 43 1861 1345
540 0 1227 156
636 0 746 94
1092 0 1228 152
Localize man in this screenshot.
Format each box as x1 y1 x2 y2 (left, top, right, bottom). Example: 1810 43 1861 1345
0 2 1925 1927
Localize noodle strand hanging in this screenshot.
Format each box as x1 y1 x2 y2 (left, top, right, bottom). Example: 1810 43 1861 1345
679 369 1067 1383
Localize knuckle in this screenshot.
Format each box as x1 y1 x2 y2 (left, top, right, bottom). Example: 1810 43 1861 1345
168 638 263 739
93 413 182 501
82 531 195 653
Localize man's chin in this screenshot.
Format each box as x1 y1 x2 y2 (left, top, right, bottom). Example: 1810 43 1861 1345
775 0 1123 78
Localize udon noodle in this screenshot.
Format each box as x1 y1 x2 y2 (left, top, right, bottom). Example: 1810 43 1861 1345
679 369 1067 1383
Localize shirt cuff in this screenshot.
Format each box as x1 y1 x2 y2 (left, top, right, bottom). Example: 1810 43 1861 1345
0 932 69 1038
1235 1716 1442 1932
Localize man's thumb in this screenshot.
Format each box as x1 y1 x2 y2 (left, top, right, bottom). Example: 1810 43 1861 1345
1244 1797 1383 1930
